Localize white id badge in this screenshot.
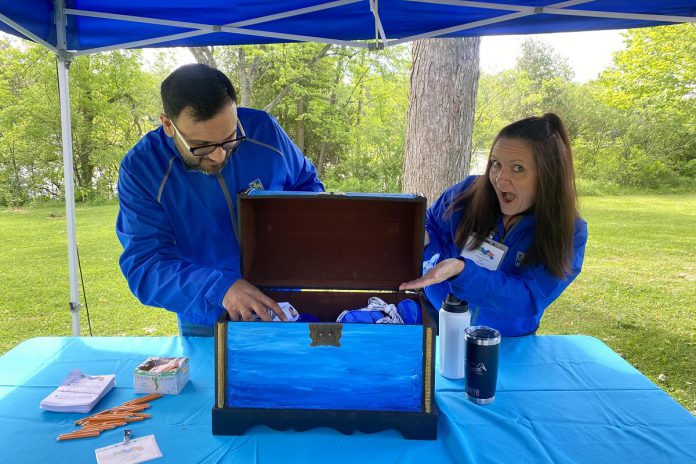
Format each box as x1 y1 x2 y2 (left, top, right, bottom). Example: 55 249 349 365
95 435 163 464
460 235 508 271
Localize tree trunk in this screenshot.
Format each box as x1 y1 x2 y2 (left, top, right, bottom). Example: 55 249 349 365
402 38 481 204
188 46 217 68
296 97 305 152
314 61 342 174
237 48 261 108
317 142 328 178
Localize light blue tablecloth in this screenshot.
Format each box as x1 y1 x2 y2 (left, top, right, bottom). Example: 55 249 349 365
0 336 694 463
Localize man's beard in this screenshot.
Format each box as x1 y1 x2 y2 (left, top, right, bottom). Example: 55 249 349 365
181 151 231 175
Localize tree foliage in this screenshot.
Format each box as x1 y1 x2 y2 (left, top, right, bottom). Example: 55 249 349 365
0 40 158 205
0 41 60 205
0 24 694 206
187 43 410 192
473 27 695 190
590 24 696 186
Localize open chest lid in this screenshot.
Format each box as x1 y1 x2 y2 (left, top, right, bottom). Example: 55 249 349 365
238 191 426 291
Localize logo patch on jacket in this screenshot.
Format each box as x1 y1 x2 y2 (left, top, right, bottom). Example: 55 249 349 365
515 251 526 267
240 179 265 195
248 179 264 190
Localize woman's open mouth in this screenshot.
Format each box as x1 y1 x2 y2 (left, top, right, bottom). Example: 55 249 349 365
501 191 517 205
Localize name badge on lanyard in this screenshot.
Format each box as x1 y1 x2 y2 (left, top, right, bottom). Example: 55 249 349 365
460 234 508 271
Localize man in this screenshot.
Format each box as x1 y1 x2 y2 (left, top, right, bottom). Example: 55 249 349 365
116 64 324 336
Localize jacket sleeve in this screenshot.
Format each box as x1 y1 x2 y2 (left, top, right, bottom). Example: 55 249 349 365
116 162 240 325
423 185 455 263
447 219 588 320
268 114 325 192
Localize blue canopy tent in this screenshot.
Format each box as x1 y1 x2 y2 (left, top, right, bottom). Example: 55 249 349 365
0 1 694 335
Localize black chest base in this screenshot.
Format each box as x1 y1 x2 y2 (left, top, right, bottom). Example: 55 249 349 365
212 406 438 440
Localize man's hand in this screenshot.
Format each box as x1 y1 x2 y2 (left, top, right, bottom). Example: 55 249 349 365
222 279 287 322
399 258 465 291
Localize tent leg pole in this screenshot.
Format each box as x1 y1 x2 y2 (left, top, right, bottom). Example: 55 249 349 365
57 55 81 336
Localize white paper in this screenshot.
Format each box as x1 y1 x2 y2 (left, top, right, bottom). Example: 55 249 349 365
39 369 115 413
251 302 300 322
277 302 300 321
95 435 163 464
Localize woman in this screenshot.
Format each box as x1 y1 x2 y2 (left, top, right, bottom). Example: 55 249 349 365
400 113 588 336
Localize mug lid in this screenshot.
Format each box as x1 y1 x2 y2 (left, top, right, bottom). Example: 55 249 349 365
465 325 501 345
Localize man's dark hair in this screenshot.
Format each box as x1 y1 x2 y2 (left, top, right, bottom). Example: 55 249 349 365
161 64 237 122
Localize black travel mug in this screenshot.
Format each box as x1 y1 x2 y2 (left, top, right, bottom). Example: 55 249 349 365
465 326 501 404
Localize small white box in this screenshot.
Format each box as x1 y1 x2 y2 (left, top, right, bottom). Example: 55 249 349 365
133 357 189 395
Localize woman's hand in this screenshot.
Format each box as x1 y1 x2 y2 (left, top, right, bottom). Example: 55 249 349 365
399 258 465 291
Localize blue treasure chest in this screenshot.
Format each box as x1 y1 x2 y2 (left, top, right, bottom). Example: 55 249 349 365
213 191 437 440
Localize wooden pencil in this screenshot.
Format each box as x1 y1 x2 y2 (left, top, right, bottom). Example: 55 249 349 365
81 424 117 431
112 404 150 412
57 430 101 441
66 393 161 438
123 394 162 405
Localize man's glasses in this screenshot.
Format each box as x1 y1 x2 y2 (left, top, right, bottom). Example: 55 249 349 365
169 119 245 157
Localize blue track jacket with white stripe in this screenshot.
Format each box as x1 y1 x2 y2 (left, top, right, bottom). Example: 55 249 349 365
424 176 588 336
116 108 324 325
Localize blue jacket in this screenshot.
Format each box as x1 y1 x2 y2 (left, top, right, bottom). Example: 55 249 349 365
116 108 324 325
424 176 588 336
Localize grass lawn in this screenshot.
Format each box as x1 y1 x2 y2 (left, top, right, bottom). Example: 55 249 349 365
0 195 694 412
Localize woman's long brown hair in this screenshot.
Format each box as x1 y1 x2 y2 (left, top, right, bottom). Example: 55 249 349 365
450 113 579 278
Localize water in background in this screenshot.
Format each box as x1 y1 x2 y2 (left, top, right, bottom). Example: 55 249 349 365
470 150 488 175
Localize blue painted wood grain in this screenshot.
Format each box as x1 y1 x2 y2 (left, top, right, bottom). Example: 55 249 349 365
226 323 423 411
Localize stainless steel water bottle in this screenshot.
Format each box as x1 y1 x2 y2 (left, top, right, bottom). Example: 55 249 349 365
439 293 471 379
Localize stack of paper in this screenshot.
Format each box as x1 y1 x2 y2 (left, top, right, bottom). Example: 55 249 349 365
40 369 115 413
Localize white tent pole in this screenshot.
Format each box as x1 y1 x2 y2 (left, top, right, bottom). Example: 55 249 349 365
388 10 529 45
218 26 368 47
70 0 360 57
73 28 367 57
406 0 696 23
66 0 361 30
65 7 368 51
55 0 81 336
539 7 696 23
369 0 389 48
226 0 361 27
388 0 594 46
0 13 59 53
57 58 80 336
72 31 211 57
405 0 591 12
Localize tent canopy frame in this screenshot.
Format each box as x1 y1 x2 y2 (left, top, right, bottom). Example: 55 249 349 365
50 1 696 57
0 0 694 335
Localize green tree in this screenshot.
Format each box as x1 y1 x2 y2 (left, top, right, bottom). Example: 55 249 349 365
595 24 696 183
187 43 411 192
326 46 410 192
0 40 61 205
472 40 579 158
68 50 160 200
517 38 574 86
0 41 159 205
